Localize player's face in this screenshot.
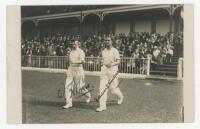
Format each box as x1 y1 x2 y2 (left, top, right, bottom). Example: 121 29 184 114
72 41 78 49
70 42 75 49
105 38 112 48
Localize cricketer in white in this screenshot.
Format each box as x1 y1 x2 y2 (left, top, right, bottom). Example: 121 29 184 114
96 37 124 112
63 40 91 109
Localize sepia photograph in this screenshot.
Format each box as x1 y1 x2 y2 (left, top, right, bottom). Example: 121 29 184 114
20 4 184 123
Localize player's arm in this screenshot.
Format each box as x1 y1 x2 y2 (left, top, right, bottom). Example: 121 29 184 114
111 58 120 66
112 49 120 67
106 49 120 68
106 58 120 68
105 61 120 68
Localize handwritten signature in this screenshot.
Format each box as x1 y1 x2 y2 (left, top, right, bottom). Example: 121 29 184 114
57 71 124 102
57 82 95 99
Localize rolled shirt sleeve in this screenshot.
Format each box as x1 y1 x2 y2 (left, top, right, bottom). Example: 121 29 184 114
79 50 85 62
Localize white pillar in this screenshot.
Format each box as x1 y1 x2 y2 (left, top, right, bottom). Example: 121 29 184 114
177 57 183 80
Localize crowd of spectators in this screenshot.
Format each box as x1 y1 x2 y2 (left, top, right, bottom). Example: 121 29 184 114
22 32 183 65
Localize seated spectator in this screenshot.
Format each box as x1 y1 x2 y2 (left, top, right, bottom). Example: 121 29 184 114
166 46 174 64
160 47 167 65
21 31 182 68
152 46 160 64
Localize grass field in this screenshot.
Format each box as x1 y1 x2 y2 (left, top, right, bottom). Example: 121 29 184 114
22 71 183 123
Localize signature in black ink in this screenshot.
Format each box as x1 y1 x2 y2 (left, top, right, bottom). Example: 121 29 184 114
94 71 119 102
57 82 94 99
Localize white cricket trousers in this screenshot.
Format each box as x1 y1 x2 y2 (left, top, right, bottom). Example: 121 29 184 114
99 66 123 107
65 66 91 104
